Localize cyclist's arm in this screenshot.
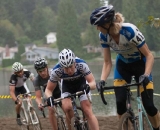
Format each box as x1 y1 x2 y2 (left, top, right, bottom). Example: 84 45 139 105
85 73 96 90
45 80 57 98
101 48 112 81
35 90 43 105
139 43 154 76
29 72 35 82
9 85 17 101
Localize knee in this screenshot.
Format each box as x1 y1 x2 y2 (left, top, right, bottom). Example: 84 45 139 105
48 107 55 114
116 101 126 115
62 105 72 113
144 105 158 116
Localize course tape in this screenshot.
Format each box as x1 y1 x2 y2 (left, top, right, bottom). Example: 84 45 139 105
0 89 137 99
0 95 36 99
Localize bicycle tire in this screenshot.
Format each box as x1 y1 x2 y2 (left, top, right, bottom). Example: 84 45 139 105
57 116 67 130
29 108 42 130
71 117 82 130
20 107 29 130
118 112 138 130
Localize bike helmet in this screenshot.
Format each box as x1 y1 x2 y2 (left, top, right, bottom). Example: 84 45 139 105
59 49 75 67
34 58 48 70
90 5 115 26
12 62 23 72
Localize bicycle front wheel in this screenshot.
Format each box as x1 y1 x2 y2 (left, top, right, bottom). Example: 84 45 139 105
57 116 67 130
29 108 42 130
118 112 138 130
20 107 29 130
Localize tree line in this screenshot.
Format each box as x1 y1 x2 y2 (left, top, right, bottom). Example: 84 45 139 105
0 0 159 61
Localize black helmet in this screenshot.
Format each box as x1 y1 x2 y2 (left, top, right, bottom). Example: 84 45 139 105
90 5 115 26
34 58 48 70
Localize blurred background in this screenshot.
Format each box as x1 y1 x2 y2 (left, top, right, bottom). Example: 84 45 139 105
0 0 160 118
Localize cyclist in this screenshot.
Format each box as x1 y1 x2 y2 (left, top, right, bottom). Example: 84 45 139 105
33 57 63 130
9 62 34 125
45 49 99 130
90 5 160 130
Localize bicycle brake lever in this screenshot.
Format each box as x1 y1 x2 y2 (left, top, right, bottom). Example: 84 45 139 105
100 85 107 105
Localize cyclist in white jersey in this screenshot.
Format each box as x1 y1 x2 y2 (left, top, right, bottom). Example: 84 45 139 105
45 49 99 130
90 5 160 130
9 62 34 125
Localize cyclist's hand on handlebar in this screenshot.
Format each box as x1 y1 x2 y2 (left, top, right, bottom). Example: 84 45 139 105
38 103 44 110
96 80 105 92
139 74 150 87
46 96 54 107
81 84 90 94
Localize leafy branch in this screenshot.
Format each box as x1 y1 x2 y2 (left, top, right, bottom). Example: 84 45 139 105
137 16 160 28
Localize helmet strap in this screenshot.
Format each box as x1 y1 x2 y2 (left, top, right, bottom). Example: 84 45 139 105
100 22 113 35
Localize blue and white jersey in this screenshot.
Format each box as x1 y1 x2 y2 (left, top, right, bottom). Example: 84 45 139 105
49 57 91 83
100 23 145 63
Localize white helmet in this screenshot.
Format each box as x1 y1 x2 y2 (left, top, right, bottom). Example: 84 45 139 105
12 62 23 72
59 49 75 67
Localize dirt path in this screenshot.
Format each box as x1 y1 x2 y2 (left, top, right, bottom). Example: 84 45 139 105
0 116 119 130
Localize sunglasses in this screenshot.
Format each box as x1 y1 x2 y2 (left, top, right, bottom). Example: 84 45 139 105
15 70 23 74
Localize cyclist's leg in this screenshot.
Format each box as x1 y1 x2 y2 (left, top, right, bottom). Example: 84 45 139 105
61 81 75 130
80 93 99 130
140 84 160 129
15 87 26 125
61 98 73 130
133 59 160 130
49 86 62 130
113 59 130 119
48 106 58 129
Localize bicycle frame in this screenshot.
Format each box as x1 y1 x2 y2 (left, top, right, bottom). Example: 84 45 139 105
99 83 153 130
17 92 42 129
43 100 67 130
136 88 153 130
52 91 89 130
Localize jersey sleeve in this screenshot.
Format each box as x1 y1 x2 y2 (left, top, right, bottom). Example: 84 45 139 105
99 32 110 48
33 76 41 91
9 74 17 86
130 25 145 48
77 62 91 76
49 69 61 83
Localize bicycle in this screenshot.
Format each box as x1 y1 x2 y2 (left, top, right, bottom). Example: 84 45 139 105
51 91 90 130
43 99 67 130
99 83 153 130
17 91 42 130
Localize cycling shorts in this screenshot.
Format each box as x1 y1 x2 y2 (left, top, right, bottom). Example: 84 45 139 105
61 77 91 102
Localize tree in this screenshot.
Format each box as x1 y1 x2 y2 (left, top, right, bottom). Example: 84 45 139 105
56 0 83 57
81 0 101 46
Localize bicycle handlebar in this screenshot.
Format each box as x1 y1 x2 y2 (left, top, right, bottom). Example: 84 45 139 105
43 91 91 107
100 83 141 105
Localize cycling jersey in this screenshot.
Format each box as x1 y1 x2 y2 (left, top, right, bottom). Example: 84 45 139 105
9 69 33 88
33 72 61 98
50 57 91 84
100 23 145 63
50 57 91 101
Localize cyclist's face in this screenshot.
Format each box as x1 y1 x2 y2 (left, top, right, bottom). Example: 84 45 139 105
15 69 24 77
96 23 110 34
37 67 48 79
63 63 75 76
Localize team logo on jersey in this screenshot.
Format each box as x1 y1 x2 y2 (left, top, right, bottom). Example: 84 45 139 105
12 80 15 84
